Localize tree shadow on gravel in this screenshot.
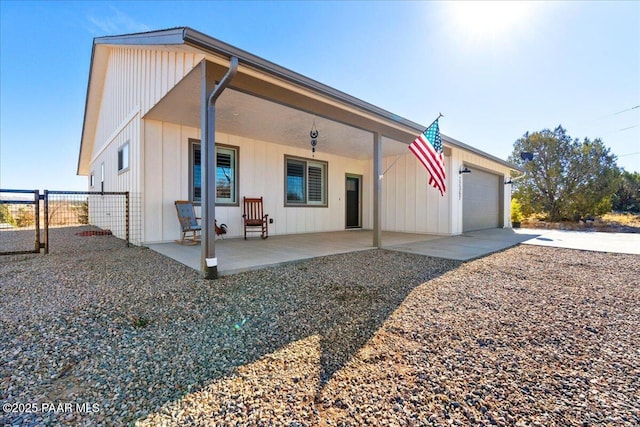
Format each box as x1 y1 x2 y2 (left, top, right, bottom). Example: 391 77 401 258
0 237 461 425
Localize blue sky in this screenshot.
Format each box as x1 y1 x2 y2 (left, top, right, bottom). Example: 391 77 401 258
1 0 638 191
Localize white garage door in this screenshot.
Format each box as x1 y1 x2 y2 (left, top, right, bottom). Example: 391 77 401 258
463 167 501 232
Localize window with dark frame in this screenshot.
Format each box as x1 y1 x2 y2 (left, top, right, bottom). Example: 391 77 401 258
118 142 129 172
190 141 238 205
285 156 327 206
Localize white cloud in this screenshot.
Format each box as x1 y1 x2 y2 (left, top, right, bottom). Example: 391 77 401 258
87 6 151 36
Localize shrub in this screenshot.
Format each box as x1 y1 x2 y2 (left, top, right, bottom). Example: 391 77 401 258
15 207 35 228
76 200 89 224
511 198 524 224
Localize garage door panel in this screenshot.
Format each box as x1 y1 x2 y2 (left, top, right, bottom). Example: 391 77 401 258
463 167 499 231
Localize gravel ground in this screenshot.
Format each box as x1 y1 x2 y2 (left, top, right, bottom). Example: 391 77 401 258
1 227 639 426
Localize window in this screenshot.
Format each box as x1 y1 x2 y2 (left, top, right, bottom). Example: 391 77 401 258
100 162 105 192
89 173 95 188
190 140 238 205
118 142 129 172
285 156 327 206
215 146 237 203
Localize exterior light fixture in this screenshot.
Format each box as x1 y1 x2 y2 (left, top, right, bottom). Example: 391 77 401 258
459 166 471 175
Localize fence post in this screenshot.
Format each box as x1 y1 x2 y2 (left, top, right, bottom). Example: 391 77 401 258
125 192 130 247
34 190 41 253
43 190 49 254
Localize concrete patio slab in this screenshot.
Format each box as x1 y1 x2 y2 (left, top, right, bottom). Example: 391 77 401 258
148 230 440 276
147 229 541 276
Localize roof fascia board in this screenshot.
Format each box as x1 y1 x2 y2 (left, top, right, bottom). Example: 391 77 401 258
78 43 110 175
93 27 187 46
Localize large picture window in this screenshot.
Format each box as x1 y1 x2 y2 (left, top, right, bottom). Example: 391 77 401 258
190 140 238 205
285 156 327 206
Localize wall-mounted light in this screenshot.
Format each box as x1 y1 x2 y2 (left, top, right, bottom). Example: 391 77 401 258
459 166 471 175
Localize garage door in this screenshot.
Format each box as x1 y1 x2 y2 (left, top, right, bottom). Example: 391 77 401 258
463 167 501 232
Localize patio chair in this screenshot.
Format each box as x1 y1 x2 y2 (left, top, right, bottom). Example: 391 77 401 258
242 196 268 239
174 200 201 245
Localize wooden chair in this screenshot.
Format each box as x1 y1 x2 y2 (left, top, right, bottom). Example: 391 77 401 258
175 200 201 245
242 197 268 239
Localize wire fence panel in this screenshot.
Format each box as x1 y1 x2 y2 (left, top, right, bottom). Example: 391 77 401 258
1 190 140 255
0 189 41 255
45 191 133 254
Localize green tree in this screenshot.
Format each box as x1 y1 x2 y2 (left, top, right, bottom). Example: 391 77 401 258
612 171 640 212
508 126 620 221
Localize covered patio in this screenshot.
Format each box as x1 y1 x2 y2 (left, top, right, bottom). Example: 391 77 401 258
148 228 534 276
143 49 423 278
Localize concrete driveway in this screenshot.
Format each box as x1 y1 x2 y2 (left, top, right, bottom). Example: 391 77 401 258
386 227 640 260
385 228 537 261
514 228 640 255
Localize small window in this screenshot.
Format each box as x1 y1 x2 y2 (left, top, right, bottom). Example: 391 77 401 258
190 140 239 205
118 142 129 172
285 156 327 206
100 162 105 192
89 173 95 188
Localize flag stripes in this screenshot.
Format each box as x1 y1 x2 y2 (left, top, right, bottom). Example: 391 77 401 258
408 119 446 196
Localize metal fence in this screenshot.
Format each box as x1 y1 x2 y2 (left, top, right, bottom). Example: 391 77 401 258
0 189 41 254
0 190 140 255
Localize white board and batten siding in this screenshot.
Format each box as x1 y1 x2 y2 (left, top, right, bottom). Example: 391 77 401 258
87 46 204 242
381 153 451 235
143 120 372 243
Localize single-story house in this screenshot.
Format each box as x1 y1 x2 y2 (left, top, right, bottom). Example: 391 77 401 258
77 27 521 277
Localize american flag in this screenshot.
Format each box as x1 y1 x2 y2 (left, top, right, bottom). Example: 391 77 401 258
408 119 446 196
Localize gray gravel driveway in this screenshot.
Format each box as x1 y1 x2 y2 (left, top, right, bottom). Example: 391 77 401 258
1 227 638 426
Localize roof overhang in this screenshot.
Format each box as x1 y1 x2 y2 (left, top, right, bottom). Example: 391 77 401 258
77 27 522 175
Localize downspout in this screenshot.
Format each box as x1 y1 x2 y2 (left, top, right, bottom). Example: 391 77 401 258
202 56 239 279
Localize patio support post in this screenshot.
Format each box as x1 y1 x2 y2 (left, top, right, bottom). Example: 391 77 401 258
201 57 238 279
373 132 382 248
